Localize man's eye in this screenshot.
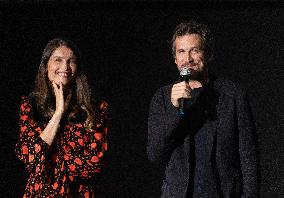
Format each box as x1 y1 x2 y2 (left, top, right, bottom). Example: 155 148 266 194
192 48 202 54
191 48 199 53
55 58 62 62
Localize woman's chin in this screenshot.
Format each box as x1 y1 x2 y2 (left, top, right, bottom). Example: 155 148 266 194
50 79 72 88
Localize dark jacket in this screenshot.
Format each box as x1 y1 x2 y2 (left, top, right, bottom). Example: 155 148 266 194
147 78 258 198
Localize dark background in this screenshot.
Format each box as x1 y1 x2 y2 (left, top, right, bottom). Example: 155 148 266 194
1 2 283 197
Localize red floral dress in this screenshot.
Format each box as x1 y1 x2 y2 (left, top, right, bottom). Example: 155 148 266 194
15 96 108 197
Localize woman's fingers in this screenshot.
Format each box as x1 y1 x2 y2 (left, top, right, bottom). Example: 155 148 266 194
58 82 64 102
59 82 63 92
52 81 58 93
52 81 73 114
51 81 65 115
52 81 63 95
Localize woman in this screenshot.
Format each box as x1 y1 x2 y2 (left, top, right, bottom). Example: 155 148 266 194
15 38 108 197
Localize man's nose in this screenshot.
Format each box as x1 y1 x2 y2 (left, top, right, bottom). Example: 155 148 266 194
186 51 194 62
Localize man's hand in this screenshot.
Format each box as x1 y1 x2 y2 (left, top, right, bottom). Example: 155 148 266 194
171 80 202 108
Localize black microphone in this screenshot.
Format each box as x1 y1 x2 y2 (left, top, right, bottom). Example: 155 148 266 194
179 67 191 115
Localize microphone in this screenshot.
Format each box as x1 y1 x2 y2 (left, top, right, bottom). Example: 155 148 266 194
179 67 191 115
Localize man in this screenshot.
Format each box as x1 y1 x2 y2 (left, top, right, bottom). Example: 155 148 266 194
147 20 258 198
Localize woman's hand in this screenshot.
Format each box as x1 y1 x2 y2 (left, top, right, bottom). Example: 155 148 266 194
40 82 72 146
52 81 72 116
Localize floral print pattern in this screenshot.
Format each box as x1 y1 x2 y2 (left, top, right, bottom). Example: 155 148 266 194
15 96 108 197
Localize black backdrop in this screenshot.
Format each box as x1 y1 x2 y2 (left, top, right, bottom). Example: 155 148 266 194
1 2 283 198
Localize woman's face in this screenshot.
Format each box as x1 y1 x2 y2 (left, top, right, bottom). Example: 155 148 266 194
47 46 77 88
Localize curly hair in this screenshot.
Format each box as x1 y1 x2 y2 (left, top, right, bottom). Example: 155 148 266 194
170 20 214 62
30 38 95 130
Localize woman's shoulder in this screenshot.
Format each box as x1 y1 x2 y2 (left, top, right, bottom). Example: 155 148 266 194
20 94 47 122
89 99 109 130
19 95 33 108
20 94 39 108
20 95 30 103
18 95 36 120
21 92 39 101
97 100 108 112
94 99 109 120
91 93 109 110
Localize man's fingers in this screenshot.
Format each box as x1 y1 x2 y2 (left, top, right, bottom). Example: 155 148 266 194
189 80 202 89
172 88 191 95
173 84 191 92
173 82 187 88
172 92 191 98
183 92 191 98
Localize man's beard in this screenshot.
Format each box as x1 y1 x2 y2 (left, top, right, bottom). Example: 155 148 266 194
180 62 208 82
190 69 206 81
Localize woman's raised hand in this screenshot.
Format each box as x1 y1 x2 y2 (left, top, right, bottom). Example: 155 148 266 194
52 81 72 116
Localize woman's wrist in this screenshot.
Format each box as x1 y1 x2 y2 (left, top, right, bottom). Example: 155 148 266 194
53 111 63 120
40 113 62 145
50 112 62 127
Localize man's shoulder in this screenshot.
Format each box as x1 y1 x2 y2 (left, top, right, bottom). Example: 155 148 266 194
149 84 174 106
153 84 173 96
213 77 246 98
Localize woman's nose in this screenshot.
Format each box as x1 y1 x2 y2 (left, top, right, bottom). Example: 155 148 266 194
60 60 70 70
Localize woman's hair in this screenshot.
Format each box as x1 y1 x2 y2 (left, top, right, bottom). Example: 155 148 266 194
31 38 95 130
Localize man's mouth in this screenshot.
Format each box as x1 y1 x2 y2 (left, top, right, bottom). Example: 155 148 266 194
182 64 198 70
188 64 198 69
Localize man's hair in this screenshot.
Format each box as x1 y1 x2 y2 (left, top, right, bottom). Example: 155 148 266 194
170 20 214 62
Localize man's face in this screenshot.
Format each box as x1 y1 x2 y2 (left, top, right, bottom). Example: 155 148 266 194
174 33 207 80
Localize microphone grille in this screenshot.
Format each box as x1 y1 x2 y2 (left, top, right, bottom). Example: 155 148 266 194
179 67 191 76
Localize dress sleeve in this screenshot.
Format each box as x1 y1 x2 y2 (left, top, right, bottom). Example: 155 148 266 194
236 90 258 197
15 96 51 173
63 101 109 181
147 87 182 164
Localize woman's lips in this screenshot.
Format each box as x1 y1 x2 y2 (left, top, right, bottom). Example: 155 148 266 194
57 72 70 78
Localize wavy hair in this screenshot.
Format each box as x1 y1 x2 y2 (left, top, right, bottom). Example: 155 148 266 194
170 20 215 63
31 38 95 130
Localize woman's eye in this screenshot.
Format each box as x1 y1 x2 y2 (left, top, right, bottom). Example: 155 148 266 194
55 58 62 62
69 59 77 65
